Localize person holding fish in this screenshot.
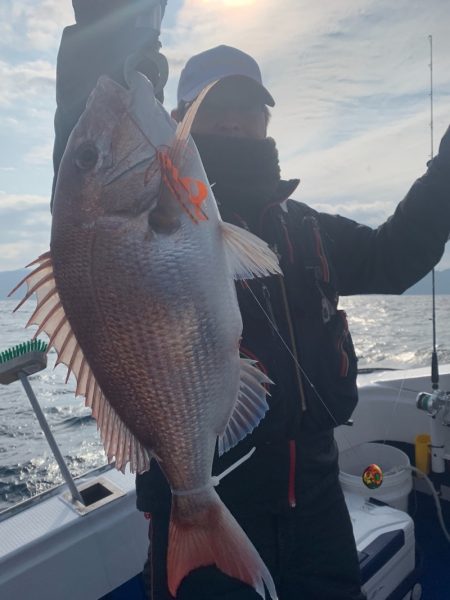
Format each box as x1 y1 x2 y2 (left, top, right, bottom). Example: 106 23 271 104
43 2 450 600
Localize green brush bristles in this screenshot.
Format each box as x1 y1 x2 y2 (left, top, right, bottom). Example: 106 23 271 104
0 339 48 364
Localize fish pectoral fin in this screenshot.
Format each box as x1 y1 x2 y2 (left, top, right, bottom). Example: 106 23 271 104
220 221 282 280
12 253 152 474
218 358 273 456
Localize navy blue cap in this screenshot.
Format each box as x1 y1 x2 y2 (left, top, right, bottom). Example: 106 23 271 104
177 45 275 107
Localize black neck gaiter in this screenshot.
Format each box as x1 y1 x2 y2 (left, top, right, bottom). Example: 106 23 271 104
192 134 281 228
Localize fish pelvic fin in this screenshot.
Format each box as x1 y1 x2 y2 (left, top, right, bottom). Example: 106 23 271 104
11 253 152 474
168 488 277 600
220 221 282 280
218 358 273 456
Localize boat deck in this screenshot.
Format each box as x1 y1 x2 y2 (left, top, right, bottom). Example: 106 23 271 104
413 491 450 599
100 489 450 600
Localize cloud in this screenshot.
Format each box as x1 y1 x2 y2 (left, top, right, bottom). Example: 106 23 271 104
0 192 50 271
0 61 55 171
0 192 50 211
161 0 450 268
0 240 49 270
169 2 450 97
283 108 434 211
24 142 54 166
164 0 450 218
23 1 74 51
0 59 55 108
0 0 74 52
1 0 450 273
163 0 450 159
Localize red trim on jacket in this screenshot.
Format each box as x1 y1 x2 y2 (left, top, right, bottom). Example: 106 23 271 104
288 439 297 508
312 225 330 283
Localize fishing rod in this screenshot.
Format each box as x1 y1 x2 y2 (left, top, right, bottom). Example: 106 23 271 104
370 40 450 543
415 35 450 475
379 35 450 473
429 34 439 392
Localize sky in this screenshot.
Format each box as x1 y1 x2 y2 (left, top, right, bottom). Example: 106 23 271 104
1 0 450 273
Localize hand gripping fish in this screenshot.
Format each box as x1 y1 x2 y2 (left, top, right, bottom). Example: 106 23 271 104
12 72 280 599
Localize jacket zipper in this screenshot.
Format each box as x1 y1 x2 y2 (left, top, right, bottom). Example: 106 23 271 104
262 283 280 337
260 206 306 510
279 277 307 412
260 277 304 510
310 218 330 283
244 283 299 508
278 277 307 511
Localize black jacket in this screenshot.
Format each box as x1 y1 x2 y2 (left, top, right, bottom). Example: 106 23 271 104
136 128 450 514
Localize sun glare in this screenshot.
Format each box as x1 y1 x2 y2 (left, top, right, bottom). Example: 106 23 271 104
199 0 256 7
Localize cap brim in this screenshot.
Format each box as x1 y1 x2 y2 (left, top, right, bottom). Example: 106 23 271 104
182 74 275 107
233 75 275 107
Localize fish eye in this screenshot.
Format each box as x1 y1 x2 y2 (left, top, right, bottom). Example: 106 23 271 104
75 142 99 170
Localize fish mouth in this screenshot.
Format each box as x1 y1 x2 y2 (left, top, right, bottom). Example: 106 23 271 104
88 76 129 111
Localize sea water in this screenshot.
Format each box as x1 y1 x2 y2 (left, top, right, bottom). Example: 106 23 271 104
1 294 450 510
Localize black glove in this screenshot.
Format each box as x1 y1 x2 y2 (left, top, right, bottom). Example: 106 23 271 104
438 125 450 159
72 0 165 24
51 0 168 209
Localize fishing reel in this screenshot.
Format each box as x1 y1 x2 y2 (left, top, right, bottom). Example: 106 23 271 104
417 389 450 474
416 390 450 424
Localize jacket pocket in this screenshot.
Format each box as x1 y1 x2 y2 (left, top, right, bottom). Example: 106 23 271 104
333 310 356 378
304 310 358 431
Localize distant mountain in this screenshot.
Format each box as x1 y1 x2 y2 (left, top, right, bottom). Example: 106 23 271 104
404 269 450 295
0 269 29 299
1 267 450 300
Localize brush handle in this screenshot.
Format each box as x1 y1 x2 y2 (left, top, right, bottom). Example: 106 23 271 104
18 372 85 506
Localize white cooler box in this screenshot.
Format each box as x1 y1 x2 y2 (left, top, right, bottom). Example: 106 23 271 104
345 493 419 600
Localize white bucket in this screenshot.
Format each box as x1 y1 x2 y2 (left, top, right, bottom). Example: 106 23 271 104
339 442 413 512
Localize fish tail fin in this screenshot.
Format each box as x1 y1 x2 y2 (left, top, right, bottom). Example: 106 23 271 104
167 489 277 599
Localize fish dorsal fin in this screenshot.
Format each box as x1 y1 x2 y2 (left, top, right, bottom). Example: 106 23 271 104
175 80 218 145
170 80 219 169
11 253 152 473
220 221 282 280
218 358 272 456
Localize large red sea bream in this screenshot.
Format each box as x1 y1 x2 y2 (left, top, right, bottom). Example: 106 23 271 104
12 71 281 599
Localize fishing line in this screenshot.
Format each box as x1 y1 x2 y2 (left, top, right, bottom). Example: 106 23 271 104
243 281 361 457
381 377 406 447
171 448 257 495
409 465 450 543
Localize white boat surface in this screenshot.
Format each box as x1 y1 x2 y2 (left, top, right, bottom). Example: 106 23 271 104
0 464 148 600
